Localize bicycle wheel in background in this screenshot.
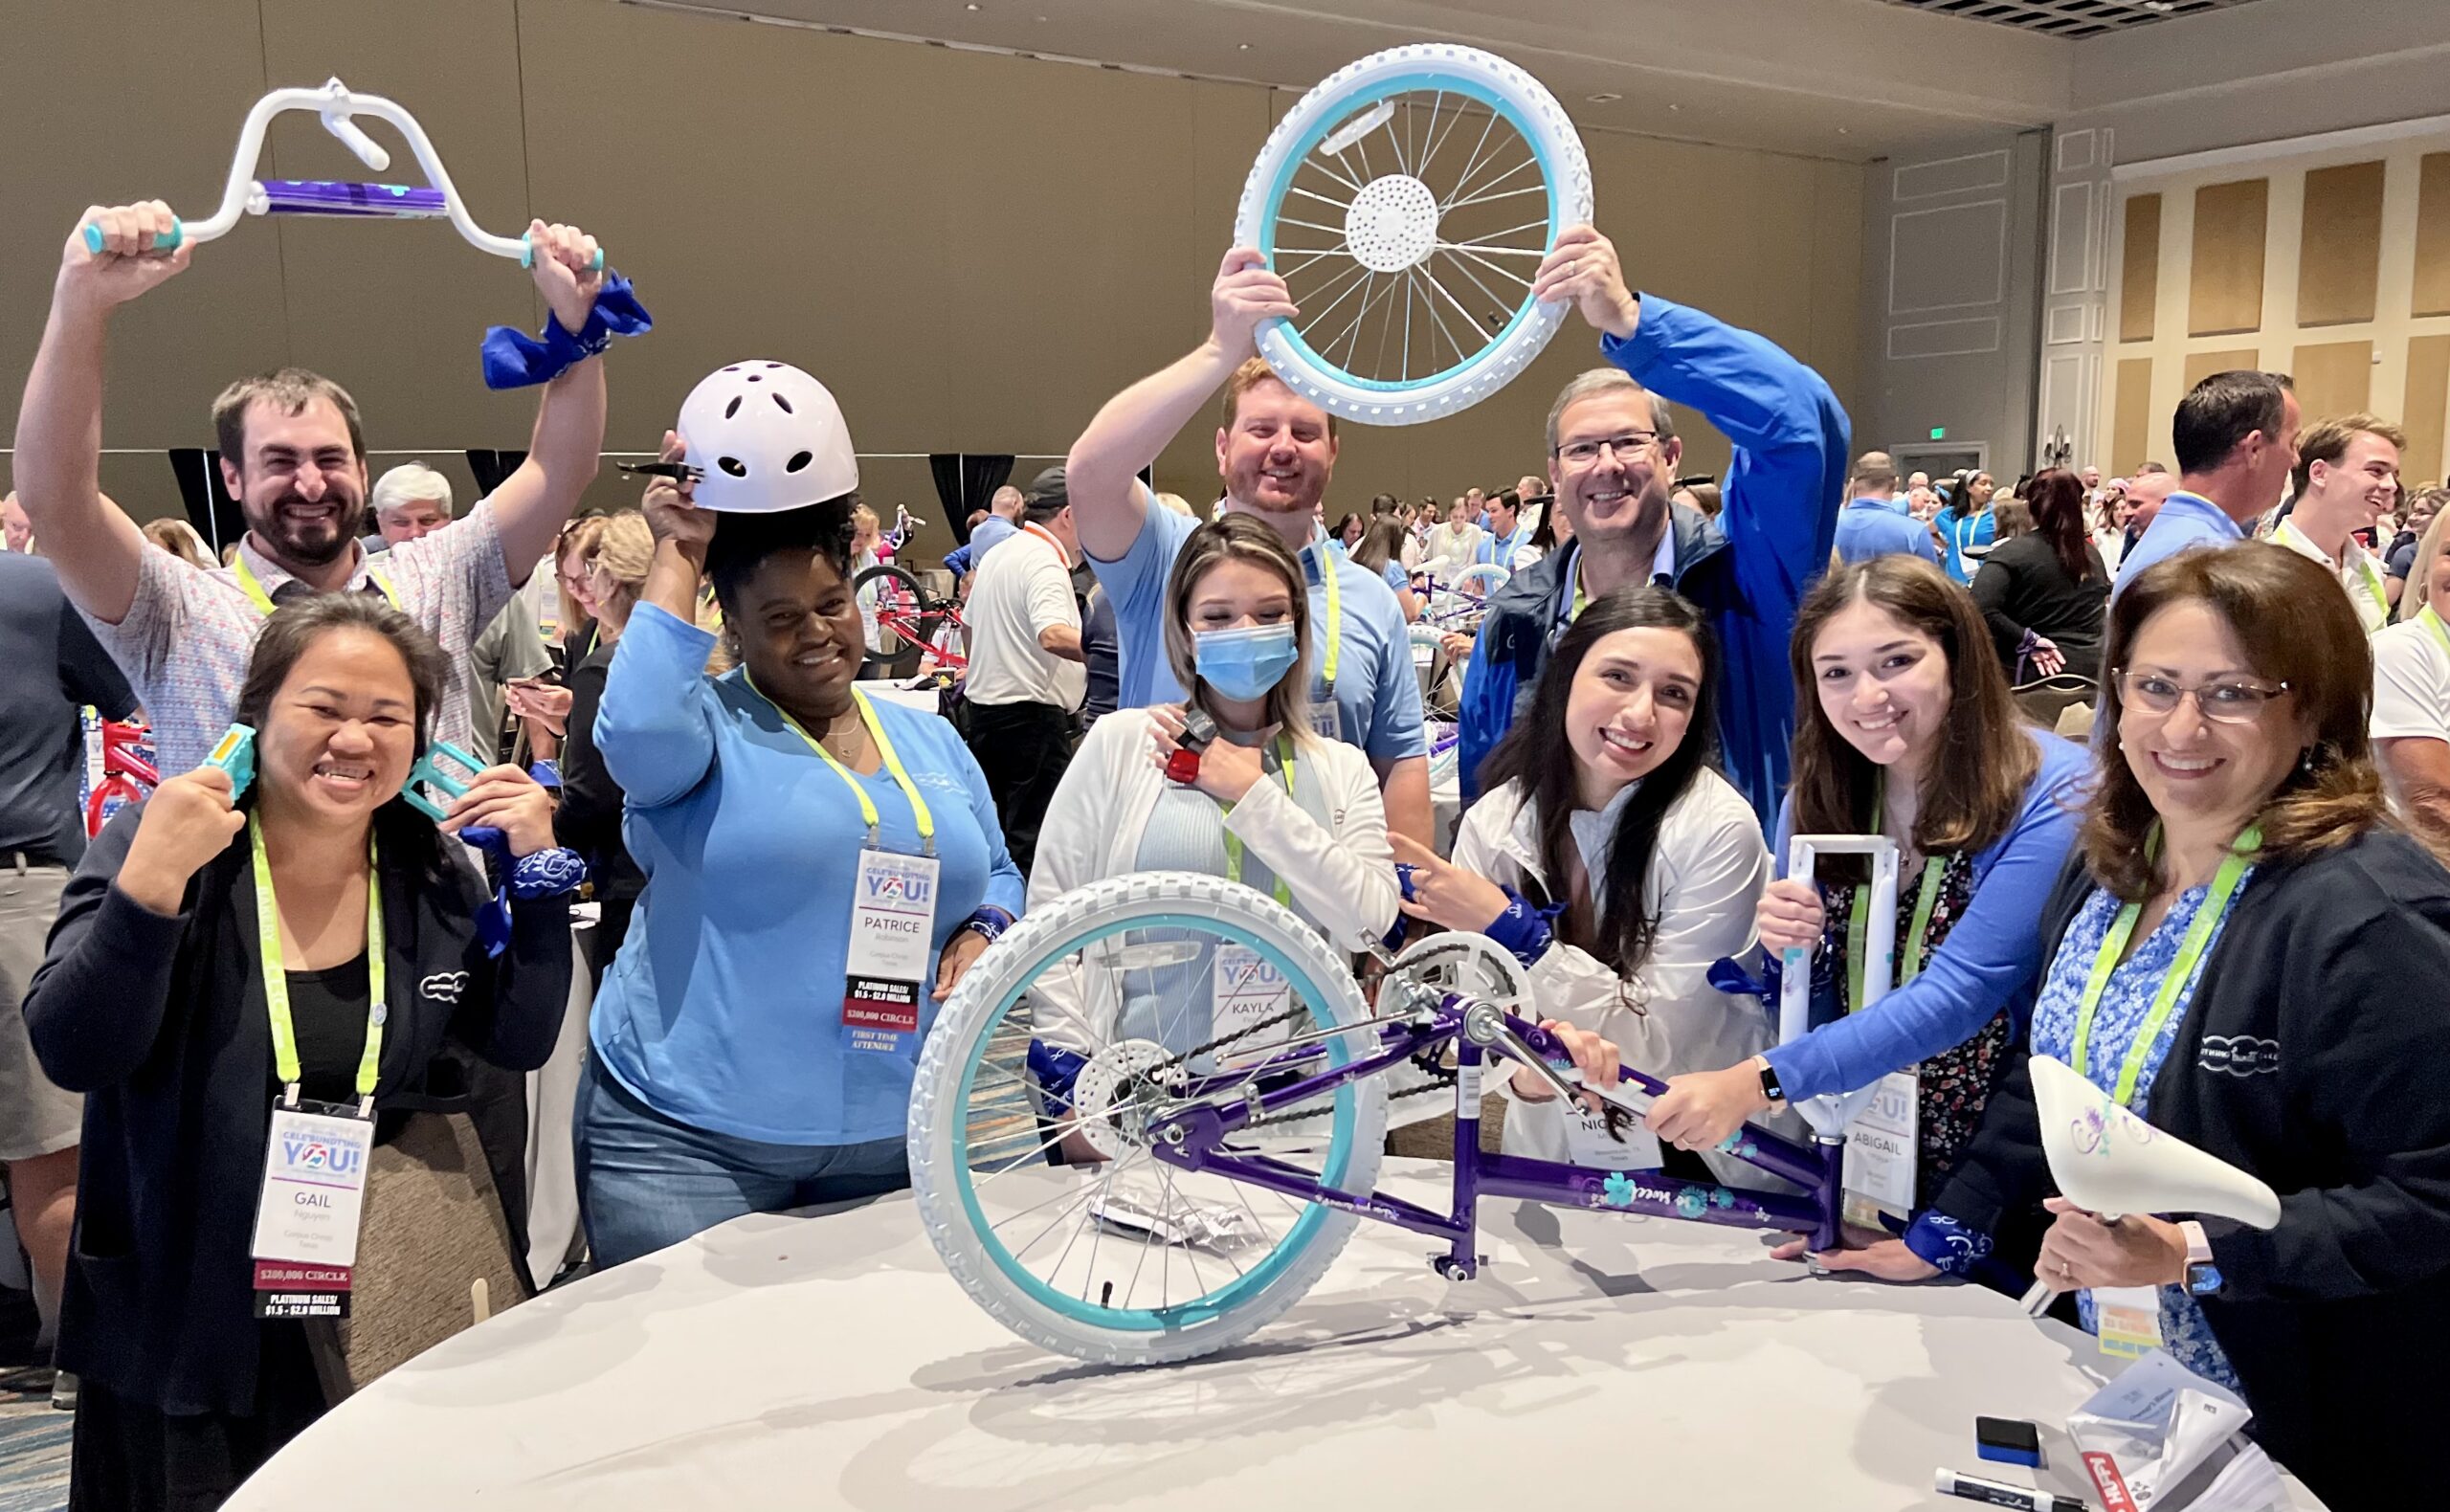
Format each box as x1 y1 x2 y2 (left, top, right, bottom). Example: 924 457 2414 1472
1236 44 1593 426
854 562 933 679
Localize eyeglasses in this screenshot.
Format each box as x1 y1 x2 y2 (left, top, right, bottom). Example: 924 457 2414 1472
1554 433 1658 466
2113 670 2291 724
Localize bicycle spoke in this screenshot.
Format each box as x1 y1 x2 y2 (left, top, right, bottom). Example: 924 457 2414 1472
1322 274 1390 371
1158 1165 1213 1299
1296 260 1379 339
1307 152 1368 196
1402 265 1416 380
1441 242 1538 286
1437 245 1520 316
1442 111 1503 217
1447 215 1553 249
1417 270 1471 369
1443 150 1535 212
1285 183 1353 212
1443 169 1546 213
1416 92 1463 182
1275 214 1350 239
1421 263 1494 341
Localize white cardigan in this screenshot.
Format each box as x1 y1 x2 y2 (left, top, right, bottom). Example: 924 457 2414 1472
1453 770 1797 1184
1027 708 1400 1056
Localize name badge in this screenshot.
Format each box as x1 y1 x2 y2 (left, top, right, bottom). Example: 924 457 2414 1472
1841 1068 1920 1231
2092 1285 2166 1358
252 1101 376 1319
1307 700 1342 742
1212 944 1293 1052
845 848 940 1054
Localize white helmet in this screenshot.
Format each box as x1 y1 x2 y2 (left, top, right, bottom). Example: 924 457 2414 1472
675 361 858 513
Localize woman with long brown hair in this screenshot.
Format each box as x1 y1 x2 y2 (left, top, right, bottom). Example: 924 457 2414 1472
1648 556 2087 1212
1800 544 2450 1507
1969 467 2108 681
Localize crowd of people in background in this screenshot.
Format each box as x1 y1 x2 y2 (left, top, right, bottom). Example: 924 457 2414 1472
2 194 2447 1511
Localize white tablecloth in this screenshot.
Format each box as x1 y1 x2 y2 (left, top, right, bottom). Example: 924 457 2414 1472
234 1164 2319 1510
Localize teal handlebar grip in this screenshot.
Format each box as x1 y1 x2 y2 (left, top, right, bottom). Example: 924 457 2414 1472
82 218 185 256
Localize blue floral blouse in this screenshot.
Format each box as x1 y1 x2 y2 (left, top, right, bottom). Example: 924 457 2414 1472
2029 875 2256 1393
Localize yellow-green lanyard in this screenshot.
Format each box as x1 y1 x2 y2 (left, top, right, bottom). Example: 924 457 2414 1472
1844 856 1946 1013
1311 543 1345 695
234 551 398 615
2420 606 2450 661
1841 774 1947 1013
2275 522 2387 628
750 679 936 854
2070 824 2260 1107
250 813 386 1109
1220 735 1297 907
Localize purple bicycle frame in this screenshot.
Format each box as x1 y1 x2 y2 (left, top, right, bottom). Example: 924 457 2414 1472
1143 997 1847 1272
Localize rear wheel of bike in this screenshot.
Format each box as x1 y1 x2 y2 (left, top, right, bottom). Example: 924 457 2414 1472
909 871 1388 1365
853 563 938 678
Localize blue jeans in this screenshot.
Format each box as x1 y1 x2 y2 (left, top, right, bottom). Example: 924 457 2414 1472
572 1055 910 1270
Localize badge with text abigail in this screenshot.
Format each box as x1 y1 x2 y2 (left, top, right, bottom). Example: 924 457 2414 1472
251 1102 376 1319
845 848 940 1053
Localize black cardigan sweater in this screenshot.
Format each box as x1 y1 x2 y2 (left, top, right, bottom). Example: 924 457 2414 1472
24 800 570 1416
1932 829 2450 1507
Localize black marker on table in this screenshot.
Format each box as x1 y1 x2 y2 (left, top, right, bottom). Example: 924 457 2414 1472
1935 1467 2085 1512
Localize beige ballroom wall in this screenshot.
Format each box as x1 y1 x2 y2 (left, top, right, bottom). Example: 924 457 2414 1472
0 0 1862 565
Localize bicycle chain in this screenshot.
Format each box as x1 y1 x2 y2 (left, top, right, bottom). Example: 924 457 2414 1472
1137 1004 1459 1134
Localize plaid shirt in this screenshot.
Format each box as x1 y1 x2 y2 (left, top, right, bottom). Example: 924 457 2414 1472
83 500 514 776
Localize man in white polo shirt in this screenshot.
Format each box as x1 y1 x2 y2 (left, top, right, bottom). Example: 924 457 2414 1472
961 467 1086 873
2271 413 2403 634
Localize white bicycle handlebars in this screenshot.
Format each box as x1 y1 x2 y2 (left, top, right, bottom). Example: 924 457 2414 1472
80 78 602 271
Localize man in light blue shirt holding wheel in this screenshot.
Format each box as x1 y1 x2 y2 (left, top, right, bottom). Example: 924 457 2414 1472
1064 249 1433 847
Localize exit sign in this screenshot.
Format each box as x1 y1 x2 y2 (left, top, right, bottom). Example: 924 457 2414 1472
1928 427 1948 440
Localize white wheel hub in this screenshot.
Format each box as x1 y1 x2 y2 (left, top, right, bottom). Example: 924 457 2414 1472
1344 174 1439 274
1068 1039 1182 1160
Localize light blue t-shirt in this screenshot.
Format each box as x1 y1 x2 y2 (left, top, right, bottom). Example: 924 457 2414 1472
1833 496 1940 566
1085 489 1427 763
2112 492 2245 597
590 603 1026 1145
1477 524 1531 568
1938 507 1995 585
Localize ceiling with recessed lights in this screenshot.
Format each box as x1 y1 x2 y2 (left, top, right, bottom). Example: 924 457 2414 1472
1876 0 2270 38
614 0 2307 160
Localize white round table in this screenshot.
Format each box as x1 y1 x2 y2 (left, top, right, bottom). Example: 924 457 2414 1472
232 1164 2316 1509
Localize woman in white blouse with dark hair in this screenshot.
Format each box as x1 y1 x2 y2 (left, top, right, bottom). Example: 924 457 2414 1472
1388 586 1782 1185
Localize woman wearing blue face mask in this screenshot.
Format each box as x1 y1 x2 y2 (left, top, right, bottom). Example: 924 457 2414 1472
1026 516 1399 1096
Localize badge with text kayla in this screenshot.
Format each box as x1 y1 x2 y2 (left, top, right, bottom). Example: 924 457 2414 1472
845 848 941 1053
251 1102 376 1319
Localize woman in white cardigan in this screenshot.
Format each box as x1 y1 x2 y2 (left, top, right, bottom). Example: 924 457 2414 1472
1390 588 1786 1186
1028 516 1399 1100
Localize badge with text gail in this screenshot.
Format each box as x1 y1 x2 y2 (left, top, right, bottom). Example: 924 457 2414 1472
251 1102 375 1319
845 848 940 1053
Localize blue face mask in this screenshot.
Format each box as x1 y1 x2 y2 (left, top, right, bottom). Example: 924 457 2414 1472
1193 623 1301 702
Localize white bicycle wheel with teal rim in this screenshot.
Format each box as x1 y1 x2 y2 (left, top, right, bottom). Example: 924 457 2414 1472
1236 44 1593 426
908 871 1388 1365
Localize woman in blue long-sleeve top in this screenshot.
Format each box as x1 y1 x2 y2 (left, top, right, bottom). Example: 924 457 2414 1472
1648 557 2085 1211
576 425 1024 1270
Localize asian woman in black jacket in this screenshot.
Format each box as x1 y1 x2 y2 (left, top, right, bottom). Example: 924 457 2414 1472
25 595 576 1511
1793 544 2450 1506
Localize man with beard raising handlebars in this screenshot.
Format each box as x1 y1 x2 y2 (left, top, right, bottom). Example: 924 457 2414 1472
11 200 620 775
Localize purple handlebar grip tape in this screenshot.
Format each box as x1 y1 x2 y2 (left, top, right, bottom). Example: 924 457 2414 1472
257 180 448 218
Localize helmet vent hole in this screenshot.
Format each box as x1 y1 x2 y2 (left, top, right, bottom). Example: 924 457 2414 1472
785 451 813 474
747 374 763 383
718 456 747 478
772 392 794 414
724 396 742 419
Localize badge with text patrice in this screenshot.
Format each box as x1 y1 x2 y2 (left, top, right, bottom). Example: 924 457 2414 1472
845 848 941 1053
251 1101 376 1318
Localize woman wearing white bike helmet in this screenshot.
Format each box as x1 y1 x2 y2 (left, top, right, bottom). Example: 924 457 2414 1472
576 362 1024 1268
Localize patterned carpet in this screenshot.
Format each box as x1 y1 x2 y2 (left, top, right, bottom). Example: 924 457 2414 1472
0 1390 68 1512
